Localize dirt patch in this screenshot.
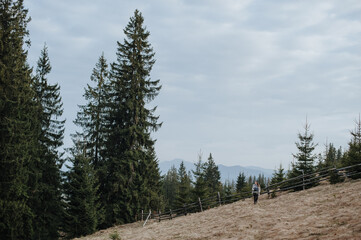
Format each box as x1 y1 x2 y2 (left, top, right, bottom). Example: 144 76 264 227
75 179 361 240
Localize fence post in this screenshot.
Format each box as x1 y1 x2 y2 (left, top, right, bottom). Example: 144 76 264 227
158 210 161 222
143 209 151 227
198 197 203 212
183 204 187 216
266 184 270 198
141 209 144 222
301 170 305 190
170 209 172 220
217 192 221 206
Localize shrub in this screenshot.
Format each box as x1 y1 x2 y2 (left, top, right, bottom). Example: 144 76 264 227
109 231 121 240
329 170 344 184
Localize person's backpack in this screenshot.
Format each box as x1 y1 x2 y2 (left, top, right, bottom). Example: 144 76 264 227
253 185 259 192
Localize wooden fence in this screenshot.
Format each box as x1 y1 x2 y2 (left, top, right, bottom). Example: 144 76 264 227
141 163 361 226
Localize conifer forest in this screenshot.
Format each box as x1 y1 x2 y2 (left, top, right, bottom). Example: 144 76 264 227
1 1 361 239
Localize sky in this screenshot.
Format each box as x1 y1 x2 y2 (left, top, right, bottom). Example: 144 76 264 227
25 0 361 169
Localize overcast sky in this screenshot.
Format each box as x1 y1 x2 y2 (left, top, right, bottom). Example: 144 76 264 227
25 0 361 169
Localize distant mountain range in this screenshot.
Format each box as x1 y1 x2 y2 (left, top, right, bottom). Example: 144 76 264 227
158 159 274 183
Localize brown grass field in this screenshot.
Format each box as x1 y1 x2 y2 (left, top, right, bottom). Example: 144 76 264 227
75 179 361 240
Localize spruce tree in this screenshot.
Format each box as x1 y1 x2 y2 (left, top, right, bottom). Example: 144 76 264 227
161 166 179 210
289 120 317 190
73 53 109 227
343 117 361 179
336 146 343 162
257 173 266 189
192 155 208 202
63 140 100 238
316 142 344 184
175 161 192 209
74 53 109 168
31 44 65 239
0 1 39 238
236 172 246 193
105 9 162 225
137 147 162 211
247 175 253 186
271 164 285 185
325 143 337 167
222 180 235 199
318 142 339 169
270 164 285 195
269 165 285 197
292 121 317 174
204 153 221 197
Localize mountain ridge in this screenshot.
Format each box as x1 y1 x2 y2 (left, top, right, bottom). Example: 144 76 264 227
159 159 274 182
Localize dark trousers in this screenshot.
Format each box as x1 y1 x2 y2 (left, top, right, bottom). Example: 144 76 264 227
253 193 258 204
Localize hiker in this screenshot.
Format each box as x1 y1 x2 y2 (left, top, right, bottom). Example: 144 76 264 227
252 181 261 204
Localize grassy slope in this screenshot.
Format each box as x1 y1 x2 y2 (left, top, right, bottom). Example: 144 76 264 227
76 179 361 240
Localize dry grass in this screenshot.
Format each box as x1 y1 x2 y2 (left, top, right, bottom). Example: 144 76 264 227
75 179 361 240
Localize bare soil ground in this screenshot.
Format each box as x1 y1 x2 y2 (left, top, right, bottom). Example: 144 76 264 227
75 179 361 240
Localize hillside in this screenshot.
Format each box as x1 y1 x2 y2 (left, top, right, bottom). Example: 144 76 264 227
75 179 361 240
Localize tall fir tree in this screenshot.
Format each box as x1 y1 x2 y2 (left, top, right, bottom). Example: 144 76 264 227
289 120 317 190
73 53 109 227
204 153 221 197
31 44 65 239
318 142 341 170
161 166 179 210
105 9 162 225
192 154 208 202
325 143 337 167
336 146 343 162
257 173 267 189
0 1 39 238
175 161 192 209
236 172 247 193
74 53 109 168
328 144 344 184
270 164 285 185
222 180 235 199
63 140 100 238
343 117 361 179
269 164 285 197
